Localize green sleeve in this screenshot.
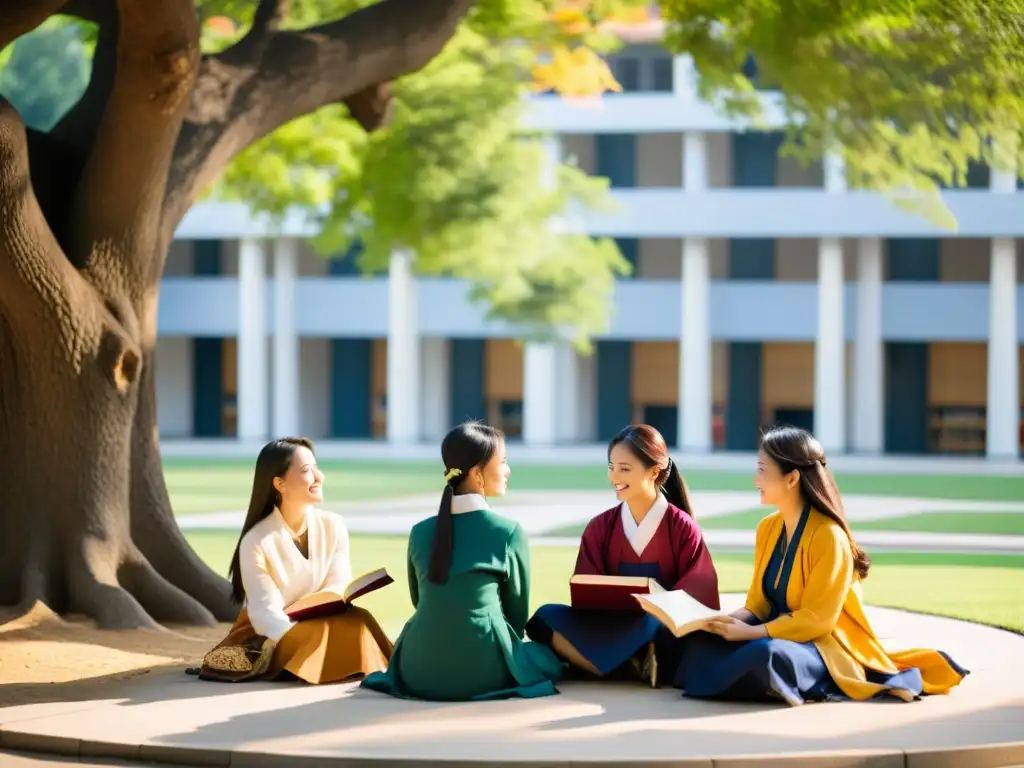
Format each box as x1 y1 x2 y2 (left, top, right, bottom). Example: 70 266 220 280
407 536 420 609
501 523 531 638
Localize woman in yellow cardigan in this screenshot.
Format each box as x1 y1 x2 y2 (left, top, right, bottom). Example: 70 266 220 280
674 425 968 706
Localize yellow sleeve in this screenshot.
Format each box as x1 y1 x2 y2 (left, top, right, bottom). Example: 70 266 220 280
743 517 773 620
764 523 853 643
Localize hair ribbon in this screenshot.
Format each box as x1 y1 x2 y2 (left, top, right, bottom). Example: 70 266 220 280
444 467 462 483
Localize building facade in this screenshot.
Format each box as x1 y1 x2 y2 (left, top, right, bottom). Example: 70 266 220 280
157 48 1024 457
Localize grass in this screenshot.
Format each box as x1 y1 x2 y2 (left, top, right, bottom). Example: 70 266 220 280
858 512 1024 536
165 458 1024 515
184 531 1024 636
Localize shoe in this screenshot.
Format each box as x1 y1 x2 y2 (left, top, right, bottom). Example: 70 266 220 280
643 641 657 688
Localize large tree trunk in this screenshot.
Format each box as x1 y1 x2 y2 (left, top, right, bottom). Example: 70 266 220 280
0 0 227 630
0 268 220 628
0 0 472 630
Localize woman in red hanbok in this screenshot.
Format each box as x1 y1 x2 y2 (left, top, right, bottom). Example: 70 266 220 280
526 424 721 686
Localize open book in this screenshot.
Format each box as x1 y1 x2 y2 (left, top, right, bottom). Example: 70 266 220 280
285 567 394 621
633 589 721 637
569 574 665 612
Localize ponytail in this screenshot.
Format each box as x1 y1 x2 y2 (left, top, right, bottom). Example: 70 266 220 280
661 459 695 519
429 421 504 584
427 482 455 584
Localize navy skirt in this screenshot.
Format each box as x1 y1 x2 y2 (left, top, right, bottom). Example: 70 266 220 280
527 604 673 678
674 627 926 706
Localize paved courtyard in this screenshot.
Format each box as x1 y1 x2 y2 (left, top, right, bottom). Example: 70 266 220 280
2 596 1022 767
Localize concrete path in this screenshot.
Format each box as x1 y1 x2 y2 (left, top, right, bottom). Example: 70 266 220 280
161 438 1024 475
0 752 149 767
3 597 1022 767
176 490 1024 554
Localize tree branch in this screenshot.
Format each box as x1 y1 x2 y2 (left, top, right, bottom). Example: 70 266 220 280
162 0 474 237
69 0 200 298
38 1 117 255
251 0 289 35
59 0 118 27
0 0 68 49
51 0 119 151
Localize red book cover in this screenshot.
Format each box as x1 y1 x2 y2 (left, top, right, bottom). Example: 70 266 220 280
569 574 664 612
285 567 393 621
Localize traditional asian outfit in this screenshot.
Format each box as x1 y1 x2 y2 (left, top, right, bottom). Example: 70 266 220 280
361 493 563 701
526 494 721 684
200 508 392 684
675 506 969 705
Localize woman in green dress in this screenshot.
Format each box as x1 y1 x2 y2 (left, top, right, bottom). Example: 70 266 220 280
361 421 564 701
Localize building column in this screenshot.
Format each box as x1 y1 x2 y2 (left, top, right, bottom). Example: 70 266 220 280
852 238 884 453
987 239 1019 457
386 249 420 444
524 134 566 446
678 131 712 451
237 238 268 441
672 55 698 101
815 237 846 451
420 338 451 441
554 346 583 443
814 150 846 451
987 145 1020 458
272 238 299 438
523 342 558 445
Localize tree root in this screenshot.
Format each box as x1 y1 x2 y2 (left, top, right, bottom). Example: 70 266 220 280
130 357 238 623
71 578 161 630
3 538 220 630
132 515 239 622
119 549 217 626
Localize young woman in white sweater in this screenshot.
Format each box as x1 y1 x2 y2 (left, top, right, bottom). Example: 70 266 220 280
201 437 392 683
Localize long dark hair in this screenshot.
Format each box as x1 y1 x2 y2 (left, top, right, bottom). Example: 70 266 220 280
760 424 871 580
428 421 504 585
228 437 315 603
608 424 694 518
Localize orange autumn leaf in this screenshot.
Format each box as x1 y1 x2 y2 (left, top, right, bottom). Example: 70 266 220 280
204 16 236 35
549 7 592 36
531 46 623 97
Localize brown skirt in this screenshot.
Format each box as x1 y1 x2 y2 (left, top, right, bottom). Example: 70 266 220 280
200 606 393 684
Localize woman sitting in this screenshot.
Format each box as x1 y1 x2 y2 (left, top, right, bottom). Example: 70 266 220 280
675 424 969 705
361 421 563 701
200 437 392 684
526 424 721 687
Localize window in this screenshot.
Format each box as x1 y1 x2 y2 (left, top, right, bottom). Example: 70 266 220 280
652 56 673 92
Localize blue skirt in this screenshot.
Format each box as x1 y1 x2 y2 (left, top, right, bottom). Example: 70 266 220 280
526 604 676 678
674 629 926 706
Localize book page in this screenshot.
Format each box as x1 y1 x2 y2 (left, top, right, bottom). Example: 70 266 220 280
635 589 719 626
343 567 389 601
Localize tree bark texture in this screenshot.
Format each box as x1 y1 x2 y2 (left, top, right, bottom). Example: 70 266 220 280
0 0 472 628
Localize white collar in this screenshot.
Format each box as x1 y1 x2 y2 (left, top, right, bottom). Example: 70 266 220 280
273 506 309 537
451 493 489 515
620 494 669 557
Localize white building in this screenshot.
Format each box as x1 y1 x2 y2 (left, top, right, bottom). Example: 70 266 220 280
158 49 1023 458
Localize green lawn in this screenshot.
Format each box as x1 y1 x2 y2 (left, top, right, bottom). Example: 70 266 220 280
166 458 1024 515
858 511 1024 536
184 531 1024 635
